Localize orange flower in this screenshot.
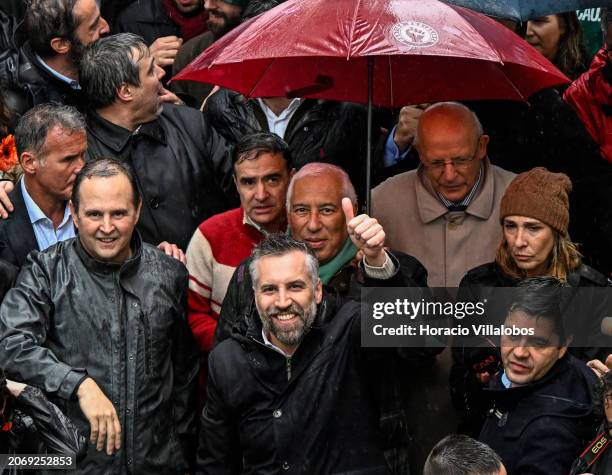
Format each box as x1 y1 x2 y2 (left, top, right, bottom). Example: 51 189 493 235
0 135 18 173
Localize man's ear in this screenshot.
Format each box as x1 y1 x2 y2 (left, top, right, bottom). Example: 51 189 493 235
558 335 573 359
117 83 134 103
478 134 490 158
315 278 323 304
49 37 71 55
69 200 79 230
20 152 39 175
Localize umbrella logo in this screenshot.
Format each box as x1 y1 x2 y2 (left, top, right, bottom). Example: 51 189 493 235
390 21 439 49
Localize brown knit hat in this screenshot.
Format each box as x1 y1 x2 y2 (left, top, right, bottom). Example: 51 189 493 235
500 167 572 235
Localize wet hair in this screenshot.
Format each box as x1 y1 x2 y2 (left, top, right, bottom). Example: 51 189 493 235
286 162 358 210
249 234 319 290
424 434 503 475
241 0 280 21
80 33 149 109
507 276 569 344
71 157 141 212
15 104 85 158
594 369 612 420
496 228 582 282
25 0 79 57
553 12 590 80
232 132 291 169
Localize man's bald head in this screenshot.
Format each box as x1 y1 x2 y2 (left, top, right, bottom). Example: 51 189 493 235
414 102 483 150
414 102 489 203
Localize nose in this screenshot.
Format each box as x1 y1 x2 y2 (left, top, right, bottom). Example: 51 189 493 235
254 181 268 202
525 22 535 38
100 215 115 234
100 17 111 35
204 0 216 9
513 344 530 359
156 64 165 80
275 287 292 309
306 210 322 232
441 161 458 182
515 228 527 248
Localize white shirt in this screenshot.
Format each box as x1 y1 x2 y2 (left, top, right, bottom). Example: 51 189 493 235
257 98 303 138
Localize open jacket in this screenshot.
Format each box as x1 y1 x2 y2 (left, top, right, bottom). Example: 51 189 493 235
203 90 372 200
198 294 390 474
0 234 199 474
479 354 599 475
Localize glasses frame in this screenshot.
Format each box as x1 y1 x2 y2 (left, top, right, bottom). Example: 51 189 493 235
420 135 483 172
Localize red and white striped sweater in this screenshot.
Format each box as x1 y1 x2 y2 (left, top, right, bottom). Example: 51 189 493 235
186 207 264 352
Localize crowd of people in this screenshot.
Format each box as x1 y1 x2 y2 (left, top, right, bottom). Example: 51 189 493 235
1 0 612 474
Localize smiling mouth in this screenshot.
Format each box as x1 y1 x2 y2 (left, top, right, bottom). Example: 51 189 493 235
274 313 298 321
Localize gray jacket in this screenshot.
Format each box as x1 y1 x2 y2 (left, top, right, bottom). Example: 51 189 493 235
0 234 199 474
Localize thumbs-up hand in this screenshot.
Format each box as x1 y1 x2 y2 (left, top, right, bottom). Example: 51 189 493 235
342 197 386 267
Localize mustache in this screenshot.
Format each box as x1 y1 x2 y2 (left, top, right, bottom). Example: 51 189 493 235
266 303 305 319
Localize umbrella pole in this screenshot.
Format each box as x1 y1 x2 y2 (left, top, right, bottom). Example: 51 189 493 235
366 56 373 215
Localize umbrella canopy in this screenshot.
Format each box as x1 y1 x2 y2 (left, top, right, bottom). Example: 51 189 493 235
174 0 569 108
443 0 612 23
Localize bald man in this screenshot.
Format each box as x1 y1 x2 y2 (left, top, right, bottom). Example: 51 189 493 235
372 102 515 287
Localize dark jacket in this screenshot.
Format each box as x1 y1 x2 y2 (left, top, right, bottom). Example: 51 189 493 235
198 295 390 474
203 90 372 200
114 0 179 46
0 259 17 302
0 42 82 126
479 354 598 475
214 250 431 474
85 104 237 250
0 180 39 268
1 385 87 474
0 234 199 474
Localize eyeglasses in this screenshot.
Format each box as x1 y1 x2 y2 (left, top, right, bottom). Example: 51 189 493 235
420 137 482 171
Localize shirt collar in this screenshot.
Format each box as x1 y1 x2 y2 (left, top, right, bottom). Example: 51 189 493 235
34 54 81 90
261 329 292 357
257 98 302 120
87 110 167 153
21 179 71 227
243 211 268 235
436 163 483 209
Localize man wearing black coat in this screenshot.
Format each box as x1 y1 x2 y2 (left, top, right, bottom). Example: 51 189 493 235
198 233 394 474
0 158 199 474
80 33 236 251
203 89 373 201
0 0 110 123
479 277 599 475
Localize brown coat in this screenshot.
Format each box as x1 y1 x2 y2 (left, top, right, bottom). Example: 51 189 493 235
372 160 515 287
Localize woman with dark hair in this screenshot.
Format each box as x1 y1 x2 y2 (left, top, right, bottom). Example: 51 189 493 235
526 12 591 80
0 369 86 473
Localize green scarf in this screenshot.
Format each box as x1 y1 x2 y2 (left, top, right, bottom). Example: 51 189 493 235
318 239 358 285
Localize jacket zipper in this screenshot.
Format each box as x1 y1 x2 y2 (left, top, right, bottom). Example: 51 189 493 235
285 357 292 381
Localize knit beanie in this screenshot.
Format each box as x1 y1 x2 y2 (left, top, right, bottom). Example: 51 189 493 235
221 0 250 7
499 167 572 235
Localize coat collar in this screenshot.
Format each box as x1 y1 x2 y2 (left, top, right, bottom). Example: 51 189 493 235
87 110 167 153
74 231 142 277
416 158 496 224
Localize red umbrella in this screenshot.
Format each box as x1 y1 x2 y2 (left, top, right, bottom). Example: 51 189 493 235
174 0 568 207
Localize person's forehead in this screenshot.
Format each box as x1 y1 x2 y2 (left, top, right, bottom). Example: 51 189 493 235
256 252 310 283
43 126 87 152
505 309 556 335
235 152 287 177
79 174 133 203
290 174 343 206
